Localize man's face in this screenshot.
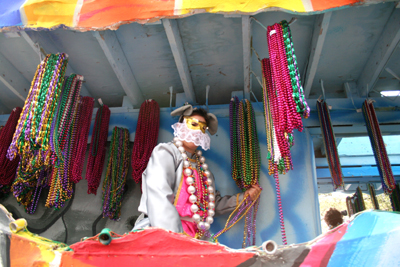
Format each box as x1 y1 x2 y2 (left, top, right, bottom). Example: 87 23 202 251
180 114 208 151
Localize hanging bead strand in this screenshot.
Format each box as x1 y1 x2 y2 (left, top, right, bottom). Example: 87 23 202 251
8 53 68 213
316 99 344 189
131 100 160 183
46 75 83 209
362 100 396 194
0 107 22 196
259 20 310 244
228 97 261 247
86 104 111 194
102 127 130 220
71 97 95 183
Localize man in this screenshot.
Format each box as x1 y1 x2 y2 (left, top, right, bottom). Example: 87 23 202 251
324 208 344 230
134 105 261 238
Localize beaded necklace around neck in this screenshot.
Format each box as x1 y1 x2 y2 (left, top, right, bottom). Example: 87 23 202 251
173 137 215 239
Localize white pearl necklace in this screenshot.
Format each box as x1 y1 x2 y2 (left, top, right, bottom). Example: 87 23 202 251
173 137 215 232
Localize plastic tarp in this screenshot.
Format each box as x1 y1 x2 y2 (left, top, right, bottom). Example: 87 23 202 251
0 0 389 31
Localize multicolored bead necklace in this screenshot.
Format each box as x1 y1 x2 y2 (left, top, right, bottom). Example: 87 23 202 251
173 138 215 239
230 98 260 190
317 99 344 190
212 190 261 242
390 184 400 212
367 183 379 210
345 196 354 217
362 100 396 194
0 107 22 196
8 53 68 213
229 97 261 247
350 186 366 213
46 74 83 209
86 104 111 194
131 100 160 183
102 127 130 220
281 20 309 117
346 187 366 215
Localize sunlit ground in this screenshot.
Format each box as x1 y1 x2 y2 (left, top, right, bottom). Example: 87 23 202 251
318 191 392 233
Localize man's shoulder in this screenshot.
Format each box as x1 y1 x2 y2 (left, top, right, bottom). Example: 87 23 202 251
150 142 181 165
153 142 179 154
154 142 174 149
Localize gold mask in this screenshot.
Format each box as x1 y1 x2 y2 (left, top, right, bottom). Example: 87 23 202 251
184 116 208 133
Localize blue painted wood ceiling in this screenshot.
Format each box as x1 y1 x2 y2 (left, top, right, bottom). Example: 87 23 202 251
0 2 399 115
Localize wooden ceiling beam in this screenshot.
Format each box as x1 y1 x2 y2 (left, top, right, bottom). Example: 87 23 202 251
357 9 400 97
304 12 332 98
93 31 144 107
163 19 196 104
242 15 251 100
21 31 93 97
0 50 28 111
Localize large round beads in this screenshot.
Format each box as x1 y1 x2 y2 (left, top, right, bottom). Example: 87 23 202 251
186 177 194 185
183 161 190 168
208 202 215 209
202 163 208 170
173 140 215 235
190 204 199 213
192 213 201 222
188 185 196 194
184 168 193 176
189 195 197 203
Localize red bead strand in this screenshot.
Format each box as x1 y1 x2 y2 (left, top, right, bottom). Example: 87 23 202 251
86 105 111 194
131 100 160 183
0 107 22 193
71 96 94 183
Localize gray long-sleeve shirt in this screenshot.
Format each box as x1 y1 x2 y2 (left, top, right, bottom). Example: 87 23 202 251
135 142 243 233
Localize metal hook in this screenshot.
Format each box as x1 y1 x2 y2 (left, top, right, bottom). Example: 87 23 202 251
206 85 210 111
251 70 263 87
250 16 297 32
250 17 267 31
288 17 297 25
251 47 262 62
169 86 173 111
320 79 326 100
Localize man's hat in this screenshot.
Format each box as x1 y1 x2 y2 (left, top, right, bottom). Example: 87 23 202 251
171 105 218 135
